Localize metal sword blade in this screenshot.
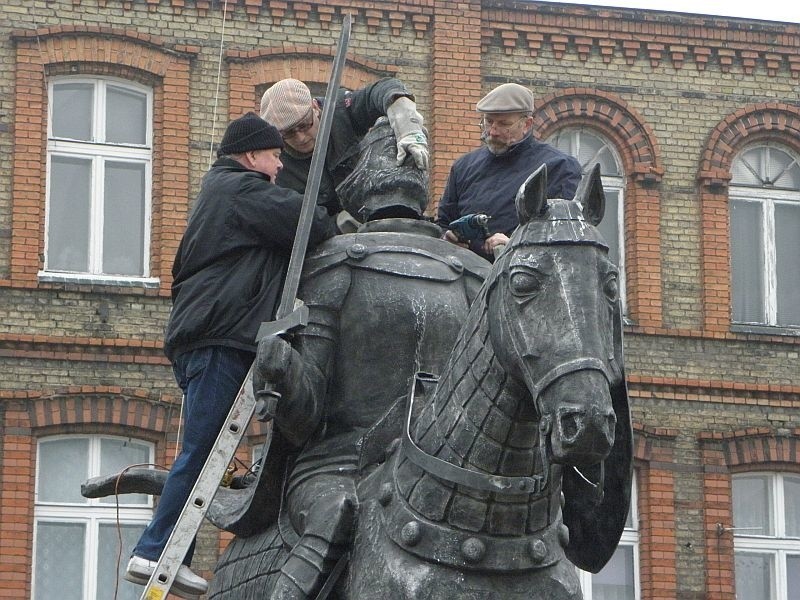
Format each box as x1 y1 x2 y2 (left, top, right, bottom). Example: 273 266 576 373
276 13 352 320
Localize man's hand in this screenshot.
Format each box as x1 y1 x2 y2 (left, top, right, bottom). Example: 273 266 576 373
386 97 429 170
483 232 509 258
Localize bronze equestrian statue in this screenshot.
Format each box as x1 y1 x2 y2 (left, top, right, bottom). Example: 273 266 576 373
82 119 631 599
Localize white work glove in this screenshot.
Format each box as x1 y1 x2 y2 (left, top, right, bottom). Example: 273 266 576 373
386 96 429 170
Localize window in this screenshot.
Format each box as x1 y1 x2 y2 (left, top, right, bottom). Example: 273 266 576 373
730 144 800 328
732 472 800 600
548 129 627 311
579 477 640 599
44 77 153 281
33 435 154 600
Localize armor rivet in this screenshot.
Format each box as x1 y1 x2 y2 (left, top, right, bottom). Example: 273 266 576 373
378 483 393 506
528 539 547 563
448 256 464 273
347 243 367 260
400 521 422 546
558 523 570 547
461 537 486 563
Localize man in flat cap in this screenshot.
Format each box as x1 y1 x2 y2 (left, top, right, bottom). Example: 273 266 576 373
124 113 336 598
438 82 581 261
261 77 428 217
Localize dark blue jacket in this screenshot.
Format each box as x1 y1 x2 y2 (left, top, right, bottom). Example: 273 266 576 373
164 157 336 361
437 135 582 260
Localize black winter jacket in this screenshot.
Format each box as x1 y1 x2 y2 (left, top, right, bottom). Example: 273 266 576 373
164 157 336 361
276 77 413 214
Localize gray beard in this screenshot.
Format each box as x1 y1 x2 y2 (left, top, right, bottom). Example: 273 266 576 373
484 129 532 155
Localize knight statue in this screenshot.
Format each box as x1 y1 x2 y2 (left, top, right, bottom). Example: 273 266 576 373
224 117 491 599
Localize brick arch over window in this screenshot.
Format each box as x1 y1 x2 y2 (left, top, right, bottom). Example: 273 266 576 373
25 389 178 433
534 89 664 327
10 27 196 291
224 46 399 119
699 103 800 332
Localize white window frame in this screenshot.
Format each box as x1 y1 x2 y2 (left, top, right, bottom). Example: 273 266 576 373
729 144 800 328
579 476 640 599
32 435 154 600
547 128 627 313
733 472 800 600
42 76 157 286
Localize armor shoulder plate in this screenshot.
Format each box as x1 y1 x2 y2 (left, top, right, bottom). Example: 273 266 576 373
303 232 491 283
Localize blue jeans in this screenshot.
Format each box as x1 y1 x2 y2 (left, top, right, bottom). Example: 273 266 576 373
133 345 253 565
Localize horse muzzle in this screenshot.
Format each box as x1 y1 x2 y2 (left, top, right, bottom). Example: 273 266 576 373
528 361 617 467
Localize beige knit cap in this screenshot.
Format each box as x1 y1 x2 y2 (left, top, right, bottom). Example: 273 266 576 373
260 79 313 131
476 83 534 114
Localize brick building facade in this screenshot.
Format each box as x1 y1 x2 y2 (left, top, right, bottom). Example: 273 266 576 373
0 1 798 598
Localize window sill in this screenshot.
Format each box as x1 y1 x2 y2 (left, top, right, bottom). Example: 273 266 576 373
731 323 800 337
38 271 160 289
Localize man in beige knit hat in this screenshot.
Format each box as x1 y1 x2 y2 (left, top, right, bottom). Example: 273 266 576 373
260 77 428 217
437 82 581 261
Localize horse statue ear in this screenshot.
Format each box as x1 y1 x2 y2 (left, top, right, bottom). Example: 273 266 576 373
574 163 606 225
515 164 549 224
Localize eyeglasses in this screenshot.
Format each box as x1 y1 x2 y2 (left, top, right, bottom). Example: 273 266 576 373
280 109 316 139
478 115 529 135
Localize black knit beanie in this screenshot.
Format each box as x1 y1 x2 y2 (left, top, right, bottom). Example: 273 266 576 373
217 112 284 157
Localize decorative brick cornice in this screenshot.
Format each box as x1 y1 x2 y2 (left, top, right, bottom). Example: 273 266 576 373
534 88 663 185
481 1 800 79
62 0 434 32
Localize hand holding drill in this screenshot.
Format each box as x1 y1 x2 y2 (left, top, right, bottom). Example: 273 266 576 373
445 213 507 259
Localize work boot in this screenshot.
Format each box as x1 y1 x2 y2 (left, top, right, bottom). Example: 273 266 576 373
124 555 208 598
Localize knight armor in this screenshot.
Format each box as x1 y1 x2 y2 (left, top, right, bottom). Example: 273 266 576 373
252 119 491 599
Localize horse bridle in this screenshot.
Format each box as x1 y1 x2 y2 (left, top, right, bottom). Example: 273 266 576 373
401 355 614 498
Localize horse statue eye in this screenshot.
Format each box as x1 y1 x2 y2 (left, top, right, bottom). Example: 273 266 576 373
603 274 619 303
509 270 544 296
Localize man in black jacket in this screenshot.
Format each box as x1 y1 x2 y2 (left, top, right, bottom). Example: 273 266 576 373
260 77 428 216
124 112 336 598
438 83 582 261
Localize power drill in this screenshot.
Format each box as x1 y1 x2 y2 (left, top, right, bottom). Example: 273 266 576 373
448 213 491 243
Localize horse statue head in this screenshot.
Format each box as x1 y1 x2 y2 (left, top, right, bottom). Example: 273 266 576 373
484 163 632 572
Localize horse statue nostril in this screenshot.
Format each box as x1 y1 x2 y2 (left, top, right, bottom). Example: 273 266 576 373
560 412 582 441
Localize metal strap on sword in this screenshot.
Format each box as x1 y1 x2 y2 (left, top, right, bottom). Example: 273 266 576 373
139 14 352 600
